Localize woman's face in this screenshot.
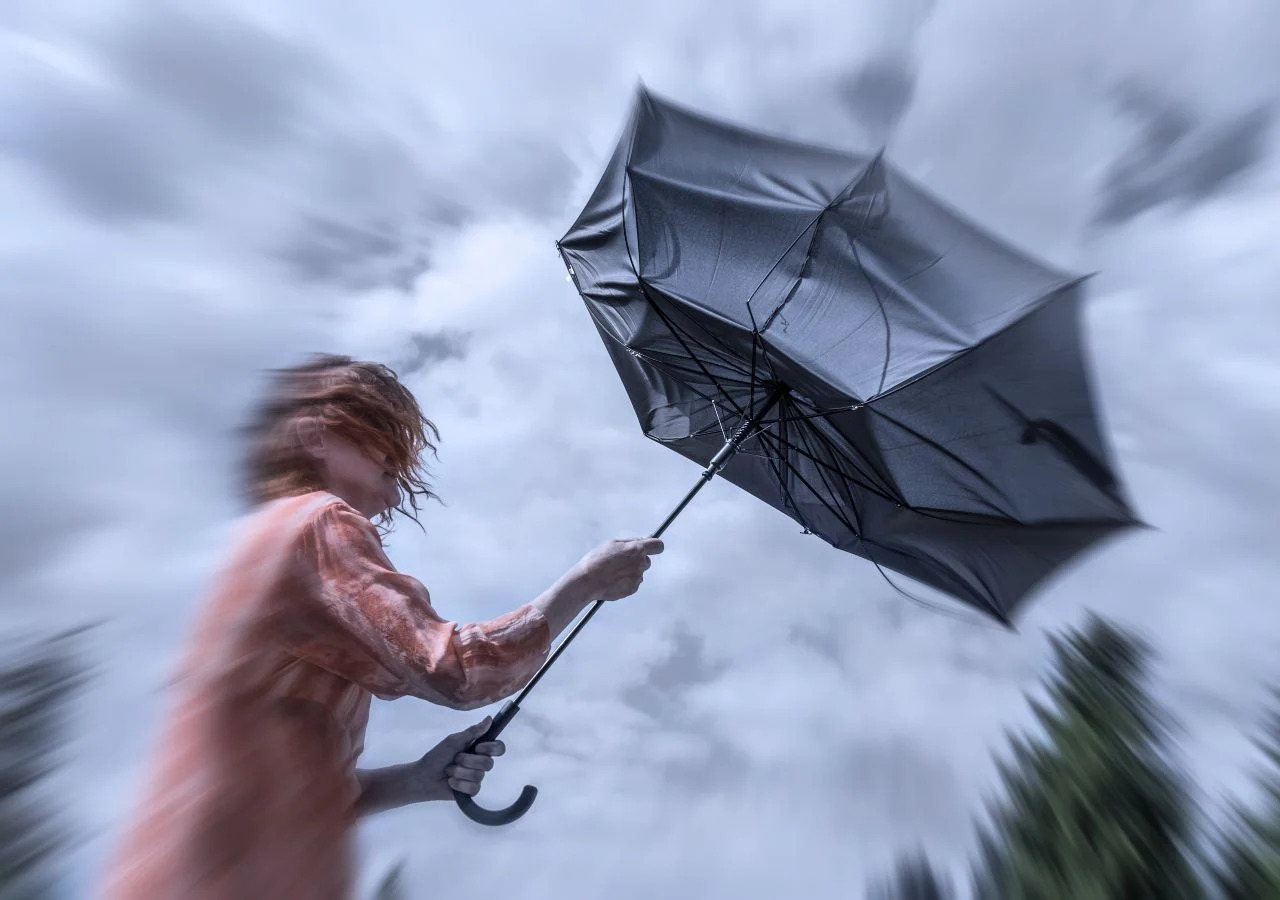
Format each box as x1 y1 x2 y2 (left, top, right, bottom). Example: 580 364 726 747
309 429 402 519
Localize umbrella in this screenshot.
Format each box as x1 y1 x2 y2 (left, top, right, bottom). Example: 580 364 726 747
453 88 1140 826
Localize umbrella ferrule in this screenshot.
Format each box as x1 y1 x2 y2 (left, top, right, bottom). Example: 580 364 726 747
707 385 786 475
705 442 738 475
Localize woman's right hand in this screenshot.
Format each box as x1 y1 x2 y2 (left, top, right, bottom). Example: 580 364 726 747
571 537 664 602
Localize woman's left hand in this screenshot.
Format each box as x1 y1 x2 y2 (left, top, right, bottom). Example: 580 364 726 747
416 717 504 800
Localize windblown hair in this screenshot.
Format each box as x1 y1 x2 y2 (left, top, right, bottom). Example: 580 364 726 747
241 354 440 527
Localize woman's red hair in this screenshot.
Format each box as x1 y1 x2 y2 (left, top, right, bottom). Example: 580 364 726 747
241 354 440 527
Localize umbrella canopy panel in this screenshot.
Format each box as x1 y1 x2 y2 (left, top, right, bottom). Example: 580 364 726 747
559 88 1139 621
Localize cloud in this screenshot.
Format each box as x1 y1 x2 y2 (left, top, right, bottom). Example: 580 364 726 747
394 330 471 376
270 134 577 292
278 214 425 291
0 6 334 222
100 6 332 145
0 3 579 296
0 77 190 220
837 54 921 147
621 626 729 720
1094 82 1275 225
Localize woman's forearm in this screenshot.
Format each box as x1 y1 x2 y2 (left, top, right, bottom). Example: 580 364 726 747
354 764 440 818
531 569 600 635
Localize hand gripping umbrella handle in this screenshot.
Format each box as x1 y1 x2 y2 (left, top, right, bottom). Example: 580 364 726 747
452 701 538 826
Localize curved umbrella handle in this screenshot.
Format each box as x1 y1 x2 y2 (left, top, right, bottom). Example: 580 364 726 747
451 700 537 826
452 783 538 826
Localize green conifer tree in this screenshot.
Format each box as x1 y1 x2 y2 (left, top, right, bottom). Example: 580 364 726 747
970 616 1201 900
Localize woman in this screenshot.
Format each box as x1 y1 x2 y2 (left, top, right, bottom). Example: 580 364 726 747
101 354 663 898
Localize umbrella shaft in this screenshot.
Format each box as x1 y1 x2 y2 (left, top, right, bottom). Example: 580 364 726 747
653 385 786 537
499 384 786 723
651 476 712 540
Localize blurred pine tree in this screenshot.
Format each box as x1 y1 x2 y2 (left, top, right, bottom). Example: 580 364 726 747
0 632 85 900
869 851 954 900
1212 698 1280 899
969 615 1202 900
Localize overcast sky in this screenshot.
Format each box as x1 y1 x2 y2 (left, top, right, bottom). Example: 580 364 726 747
1 1 1278 897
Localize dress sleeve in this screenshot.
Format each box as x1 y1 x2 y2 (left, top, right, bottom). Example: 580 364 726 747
280 500 551 709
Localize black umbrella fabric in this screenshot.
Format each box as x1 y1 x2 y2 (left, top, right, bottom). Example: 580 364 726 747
557 88 1139 623
452 88 1140 827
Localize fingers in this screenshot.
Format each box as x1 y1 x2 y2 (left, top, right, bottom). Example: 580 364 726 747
585 536 665 601
441 719 503 796
444 758 486 796
619 537 663 555
611 537 664 556
446 762 486 783
448 774 481 796
453 752 495 772
446 744 502 796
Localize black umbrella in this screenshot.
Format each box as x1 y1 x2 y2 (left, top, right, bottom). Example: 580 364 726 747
453 88 1140 826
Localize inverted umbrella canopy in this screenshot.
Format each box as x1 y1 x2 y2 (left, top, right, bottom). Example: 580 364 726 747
450 87 1141 828
557 87 1140 623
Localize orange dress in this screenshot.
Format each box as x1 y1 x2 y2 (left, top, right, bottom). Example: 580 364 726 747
100 491 551 899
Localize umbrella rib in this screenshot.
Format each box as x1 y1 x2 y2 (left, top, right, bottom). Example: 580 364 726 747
744 211 832 329
754 427 862 537
785 414 871 534
775 396 829 534
762 412 869 535
748 326 761 418
859 405 1019 518
743 336 898 504
769 402 1110 526
758 222 822 336
733 291 1009 514
744 331 783 425
758 163 884 337
709 398 729 443
637 348 753 395
578 303 741 418
762 424 879 501
764 423 1005 622
579 294 751 399
796 419 1023 527
788 416 996 527
774 405 864 425
656 298 759 382
746 164 879 332
754 398 815 533
619 148 767 424
751 389 900 504
755 424 1001 623
798 415 901 502
638 287 749 419
864 275 1090 404
617 135 753 425
801 420 1114 529
575 274 757 404
740 163 884 416
848 237 894 397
